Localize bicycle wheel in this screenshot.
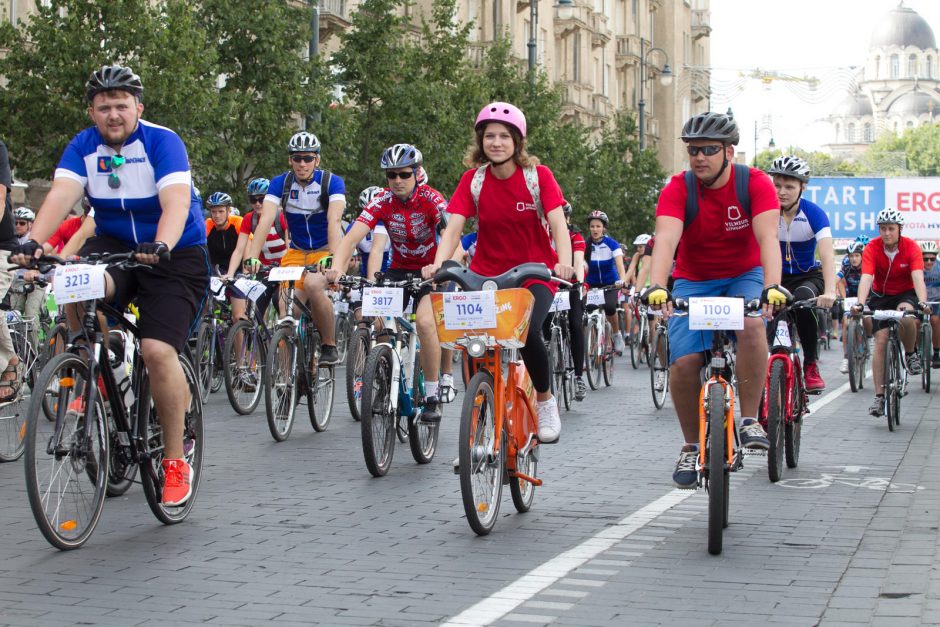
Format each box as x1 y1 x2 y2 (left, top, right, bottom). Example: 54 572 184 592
765 359 786 483
560 330 573 412
921 323 932 393
193 320 213 403
360 343 396 477
264 327 298 442
847 319 863 393
139 353 204 524
309 335 335 433
210 330 225 394
885 339 900 432
24 352 108 549
629 318 639 369
650 326 669 410
223 319 264 415
0 334 30 462
408 356 438 464
549 327 563 397
638 316 650 366
785 374 802 470
459 370 503 535
345 327 370 422
586 323 601 390
334 312 351 364
509 443 537 513
602 321 615 386
706 383 726 555
41 323 70 420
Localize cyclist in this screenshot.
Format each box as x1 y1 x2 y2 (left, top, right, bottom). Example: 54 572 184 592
837 240 870 373
13 207 34 244
919 240 940 368
352 186 391 281
643 111 784 489
851 209 929 417
585 210 628 355
245 131 346 365
12 64 209 505
9 208 46 350
327 144 447 423
422 102 574 442
769 155 836 392
624 233 651 288
205 192 242 274
563 202 588 400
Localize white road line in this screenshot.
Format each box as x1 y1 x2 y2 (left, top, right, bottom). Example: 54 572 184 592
441 379 857 627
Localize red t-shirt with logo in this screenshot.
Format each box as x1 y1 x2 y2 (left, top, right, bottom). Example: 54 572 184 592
655 167 779 281
861 235 923 295
448 165 563 284
356 185 446 270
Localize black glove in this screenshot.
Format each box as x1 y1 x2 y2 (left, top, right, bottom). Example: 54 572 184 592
135 241 169 259
12 239 42 261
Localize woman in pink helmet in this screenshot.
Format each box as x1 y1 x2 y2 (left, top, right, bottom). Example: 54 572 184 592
422 102 575 442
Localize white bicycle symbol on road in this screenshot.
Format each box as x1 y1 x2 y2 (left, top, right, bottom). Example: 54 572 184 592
777 473 924 493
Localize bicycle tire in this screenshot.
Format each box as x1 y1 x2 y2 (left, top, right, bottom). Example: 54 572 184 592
24 352 108 549
0 330 31 462
586 323 601 390
139 352 204 524
193 320 213 403
885 339 899 432
847 319 863 393
638 315 650 366
41 323 70 420
210 327 225 394
650 326 669 410
766 360 786 483
921 323 932 393
509 443 537 513
602 321 615 387
549 327 563 397
707 383 726 555
629 318 639 370
560 329 573 412
360 343 396 477
222 319 265 415
265 327 298 442
408 355 438 464
335 311 352 364
785 405 802 470
459 370 503 535
309 334 334 433
345 327 370 422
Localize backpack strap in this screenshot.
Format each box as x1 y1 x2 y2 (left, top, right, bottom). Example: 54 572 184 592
733 163 751 218
470 165 487 211
683 164 752 230
683 170 699 230
279 172 295 212
522 165 543 221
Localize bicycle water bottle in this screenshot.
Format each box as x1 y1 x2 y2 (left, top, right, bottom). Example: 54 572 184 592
111 331 135 408
400 340 413 390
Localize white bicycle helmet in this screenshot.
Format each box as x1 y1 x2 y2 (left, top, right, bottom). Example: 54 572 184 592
876 208 904 226
14 207 35 221
358 186 384 209
920 240 939 254
768 155 810 183
633 234 652 247
288 131 321 154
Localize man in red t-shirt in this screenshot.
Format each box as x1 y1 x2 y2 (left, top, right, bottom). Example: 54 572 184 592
643 111 784 489
851 208 929 417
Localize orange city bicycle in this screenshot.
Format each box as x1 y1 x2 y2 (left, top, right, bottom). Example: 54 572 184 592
431 261 563 536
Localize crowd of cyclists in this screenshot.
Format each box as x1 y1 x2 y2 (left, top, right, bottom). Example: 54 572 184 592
2 64 940 544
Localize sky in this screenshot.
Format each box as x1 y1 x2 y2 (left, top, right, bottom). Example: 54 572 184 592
708 0 940 158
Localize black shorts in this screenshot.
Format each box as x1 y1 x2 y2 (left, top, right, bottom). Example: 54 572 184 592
867 289 919 332
79 235 210 352
781 269 825 301
384 268 432 313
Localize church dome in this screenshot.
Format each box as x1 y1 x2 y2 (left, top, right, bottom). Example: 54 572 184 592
887 89 939 115
870 4 936 50
835 93 873 116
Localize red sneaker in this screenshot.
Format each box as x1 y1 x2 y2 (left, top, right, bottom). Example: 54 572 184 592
805 361 825 392
161 458 192 506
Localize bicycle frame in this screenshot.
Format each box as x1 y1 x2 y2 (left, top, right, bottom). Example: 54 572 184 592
698 360 738 471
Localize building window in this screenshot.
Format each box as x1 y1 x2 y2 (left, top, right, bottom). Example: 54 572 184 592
890 55 899 79
928 56 933 79
908 54 917 78
632 0 638 19
864 122 873 142
873 55 880 79
604 64 610 97
847 123 856 142
907 120 915 129
573 33 581 82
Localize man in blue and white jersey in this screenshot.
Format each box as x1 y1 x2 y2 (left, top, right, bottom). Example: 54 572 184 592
585 210 628 354
245 131 346 365
769 155 836 391
13 65 208 507
921 240 940 368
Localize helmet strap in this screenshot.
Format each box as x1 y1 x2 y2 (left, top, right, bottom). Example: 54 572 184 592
703 155 729 188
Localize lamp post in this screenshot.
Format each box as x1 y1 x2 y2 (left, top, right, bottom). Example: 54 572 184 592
753 118 776 164
528 0 539 86
306 0 320 128
638 46 673 150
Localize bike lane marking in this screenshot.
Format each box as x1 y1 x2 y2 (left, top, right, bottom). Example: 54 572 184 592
442 373 861 626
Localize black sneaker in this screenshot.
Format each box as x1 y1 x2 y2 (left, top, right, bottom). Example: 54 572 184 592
869 395 885 417
319 344 340 366
739 419 770 450
906 352 922 376
933 353 940 370
672 449 698 489
418 396 442 424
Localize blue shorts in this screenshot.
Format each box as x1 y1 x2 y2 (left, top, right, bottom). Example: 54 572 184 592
668 268 765 365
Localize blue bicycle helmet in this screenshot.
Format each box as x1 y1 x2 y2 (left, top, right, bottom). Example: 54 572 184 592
246 178 270 195
206 192 233 207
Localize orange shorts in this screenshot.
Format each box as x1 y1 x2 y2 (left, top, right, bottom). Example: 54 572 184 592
280 249 332 289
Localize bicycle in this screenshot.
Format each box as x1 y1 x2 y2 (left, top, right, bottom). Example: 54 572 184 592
221 273 272 415
584 287 616 390
432 261 565 536
193 279 232 402
843 297 870 393
648 309 669 409
917 302 938 393
629 297 650 370
263 264 335 441
858 308 919 432
547 286 578 411
356 274 439 477
22 253 203 550
332 286 356 364
0 307 43 462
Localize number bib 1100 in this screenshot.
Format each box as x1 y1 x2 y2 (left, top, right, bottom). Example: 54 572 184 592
442 291 497 330
362 287 404 317
688 297 744 330
53 264 107 304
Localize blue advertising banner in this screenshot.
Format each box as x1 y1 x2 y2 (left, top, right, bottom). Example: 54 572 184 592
803 178 885 240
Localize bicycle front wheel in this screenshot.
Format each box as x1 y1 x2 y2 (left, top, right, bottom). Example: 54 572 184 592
602 322 615 387
561 329 573 412
921 323 932 393
334 312 352 364
360 344 396 477
649 326 669 410
193 320 213 403
308 335 334 433
586 323 601 390
265 328 298 441
345 327 370 422
549 327 563 397
847 319 864 393
24 353 108 550
459 370 503 535
766 359 786 483
223 319 264 415
885 339 900 431
706 383 726 555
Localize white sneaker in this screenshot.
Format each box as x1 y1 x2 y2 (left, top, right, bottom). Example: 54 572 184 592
839 358 849 374
537 397 561 443
440 373 456 403
654 371 666 392
613 333 625 355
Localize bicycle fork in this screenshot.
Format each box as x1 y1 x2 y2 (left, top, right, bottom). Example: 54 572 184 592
698 377 739 474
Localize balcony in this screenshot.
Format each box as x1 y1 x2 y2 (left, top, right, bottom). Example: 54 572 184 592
560 81 593 115
467 43 487 68
691 9 711 40
319 0 351 40
592 93 611 118
590 12 611 48
688 66 710 103
615 35 642 68
554 2 590 38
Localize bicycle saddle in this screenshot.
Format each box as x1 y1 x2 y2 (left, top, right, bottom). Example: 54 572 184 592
433 260 551 291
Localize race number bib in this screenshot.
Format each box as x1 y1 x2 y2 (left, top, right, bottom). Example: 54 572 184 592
873 310 904 321
362 287 404 317
549 291 571 312
53 264 106 304
234 278 267 303
688 297 744 331
773 321 793 348
442 291 497 330
209 277 227 301
843 297 858 311
267 266 305 282
587 289 605 307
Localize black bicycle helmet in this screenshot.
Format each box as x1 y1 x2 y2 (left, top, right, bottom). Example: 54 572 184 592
86 65 143 103
680 111 740 146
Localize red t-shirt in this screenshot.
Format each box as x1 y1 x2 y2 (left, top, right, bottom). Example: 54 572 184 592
240 211 289 266
47 216 84 252
356 185 446 270
861 235 923 296
448 165 563 285
655 167 779 281
570 230 586 254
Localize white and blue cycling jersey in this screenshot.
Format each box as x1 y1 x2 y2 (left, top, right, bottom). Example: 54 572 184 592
779 197 832 275
266 170 345 251
925 260 940 302
54 119 205 249
346 221 390 277
586 235 623 286
461 232 478 261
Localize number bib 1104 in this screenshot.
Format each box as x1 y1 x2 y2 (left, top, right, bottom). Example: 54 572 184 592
442 291 497 330
688 297 744 330
362 287 404 317
53 264 107 304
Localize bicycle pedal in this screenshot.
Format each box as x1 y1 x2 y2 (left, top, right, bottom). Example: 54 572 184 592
743 449 766 457
537 437 559 445
806 389 823 396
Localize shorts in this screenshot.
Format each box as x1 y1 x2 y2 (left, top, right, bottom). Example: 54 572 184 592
868 289 919 332
79 236 210 353
281 248 332 289
668 267 764 365
781 269 824 301
384 268 432 313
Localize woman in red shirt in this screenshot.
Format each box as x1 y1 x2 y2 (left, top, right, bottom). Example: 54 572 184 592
423 102 574 442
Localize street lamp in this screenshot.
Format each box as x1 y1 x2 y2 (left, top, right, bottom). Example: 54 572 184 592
527 0 540 86
307 0 320 128
753 118 776 164
638 46 673 150
556 0 574 20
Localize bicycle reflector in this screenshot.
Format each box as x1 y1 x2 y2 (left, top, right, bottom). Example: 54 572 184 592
467 338 486 357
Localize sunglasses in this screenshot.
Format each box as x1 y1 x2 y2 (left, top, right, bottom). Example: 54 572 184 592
290 154 318 163
108 154 126 189
249 195 265 204
924 257 937 263
15 220 29 226
686 145 724 157
385 171 413 180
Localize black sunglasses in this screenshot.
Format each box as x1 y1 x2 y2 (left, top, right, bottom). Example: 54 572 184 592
686 145 724 157
290 154 318 163
385 171 413 180
924 257 937 262
249 195 265 204
15 220 29 226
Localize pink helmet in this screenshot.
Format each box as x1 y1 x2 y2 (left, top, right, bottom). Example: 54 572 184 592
475 102 527 138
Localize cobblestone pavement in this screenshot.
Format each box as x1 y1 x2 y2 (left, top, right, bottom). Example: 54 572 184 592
0 341 938 626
